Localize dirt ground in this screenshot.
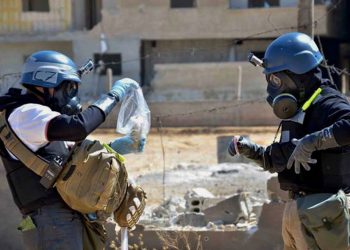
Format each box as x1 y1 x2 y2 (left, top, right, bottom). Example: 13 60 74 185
89 126 278 205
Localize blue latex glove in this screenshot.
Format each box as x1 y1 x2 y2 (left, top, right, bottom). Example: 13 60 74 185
109 78 139 101
110 135 146 155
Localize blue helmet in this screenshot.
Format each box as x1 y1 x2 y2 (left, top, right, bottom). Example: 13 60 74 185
263 32 323 75
20 50 81 88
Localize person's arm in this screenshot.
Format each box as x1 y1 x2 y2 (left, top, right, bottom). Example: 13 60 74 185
46 106 105 141
327 100 350 146
47 78 139 142
287 97 350 174
228 136 294 173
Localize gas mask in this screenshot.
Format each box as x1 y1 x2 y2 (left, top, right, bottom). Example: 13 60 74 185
266 72 301 120
48 81 82 115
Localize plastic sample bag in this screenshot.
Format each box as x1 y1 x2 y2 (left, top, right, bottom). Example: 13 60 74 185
117 87 151 138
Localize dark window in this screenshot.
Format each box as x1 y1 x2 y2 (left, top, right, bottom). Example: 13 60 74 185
94 54 122 76
248 0 279 8
86 0 102 30
170 0 196 8
151 40 157 48
22 0 50 12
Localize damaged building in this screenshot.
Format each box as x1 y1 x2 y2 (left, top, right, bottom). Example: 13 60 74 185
1 0 349 127
1 1 350 249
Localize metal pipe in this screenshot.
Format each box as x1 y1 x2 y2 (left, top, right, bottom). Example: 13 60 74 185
121 227 128 250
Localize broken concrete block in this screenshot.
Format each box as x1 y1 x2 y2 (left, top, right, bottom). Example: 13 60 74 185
257 201 285 229
185 188 218 213
203 193 253 225
243 201 285 250
173 212 208 227
266 176 289 202
151 197 187 219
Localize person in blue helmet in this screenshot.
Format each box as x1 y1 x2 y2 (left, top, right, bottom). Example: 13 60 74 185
228 32 350 249
0 50 146 249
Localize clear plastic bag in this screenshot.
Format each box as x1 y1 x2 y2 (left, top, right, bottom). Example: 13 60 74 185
117 87 151 138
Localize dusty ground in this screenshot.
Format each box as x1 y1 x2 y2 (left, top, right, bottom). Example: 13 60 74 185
89 126 278 205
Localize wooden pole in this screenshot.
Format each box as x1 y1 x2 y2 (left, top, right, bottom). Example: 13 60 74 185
298 0 314 38
106 68 113 91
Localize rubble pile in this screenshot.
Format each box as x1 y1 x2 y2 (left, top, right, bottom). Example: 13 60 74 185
127 174 288 249
141 187 264 231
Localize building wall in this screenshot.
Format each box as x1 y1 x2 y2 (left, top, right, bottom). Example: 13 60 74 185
141 38 272 84
0 0 72 34
147 62 265 102
0 0 343 127
99 0 329 40
72 36 141 100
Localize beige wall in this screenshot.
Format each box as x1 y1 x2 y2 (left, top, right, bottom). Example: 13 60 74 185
148 62 265 102
99 1 328 39
0 0 72 34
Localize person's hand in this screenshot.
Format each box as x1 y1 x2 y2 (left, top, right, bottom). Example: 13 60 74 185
286 137 316 174
109 78 139 101
110 135 146 155
228 136 264 159
287 126 339 174
228 136 240 156
114 184 146 229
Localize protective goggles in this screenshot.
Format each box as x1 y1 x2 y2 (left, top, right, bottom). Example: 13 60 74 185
266 73 282 89
56 81 79 98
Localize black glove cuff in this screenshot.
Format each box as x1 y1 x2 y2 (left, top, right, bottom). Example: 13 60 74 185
91 94 117 118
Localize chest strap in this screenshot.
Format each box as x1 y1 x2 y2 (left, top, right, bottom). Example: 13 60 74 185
0 111 49 177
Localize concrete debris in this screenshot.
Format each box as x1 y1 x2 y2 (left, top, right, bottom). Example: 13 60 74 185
267 176 289 202
187 187 215 199
145 188 261 228
184 187 222 213
203 192 253 225
151 197 186 219
124 222 283 250
172 212 208 227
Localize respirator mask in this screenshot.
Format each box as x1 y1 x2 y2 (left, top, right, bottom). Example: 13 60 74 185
49 81 81 115
266 72 301 119
248 53 303 120
47 59 94 115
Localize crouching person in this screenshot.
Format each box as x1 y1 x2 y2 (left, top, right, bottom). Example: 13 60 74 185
0 50 146 250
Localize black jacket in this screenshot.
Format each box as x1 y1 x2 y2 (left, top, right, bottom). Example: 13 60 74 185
264 69 350 193
0 88 106 214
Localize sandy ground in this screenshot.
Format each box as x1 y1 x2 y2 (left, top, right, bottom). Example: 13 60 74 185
89 127 278 205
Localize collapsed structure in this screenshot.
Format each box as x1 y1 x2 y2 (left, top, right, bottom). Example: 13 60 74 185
121 175 287 250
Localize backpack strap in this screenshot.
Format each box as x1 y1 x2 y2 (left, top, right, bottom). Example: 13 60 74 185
0 110 49 177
